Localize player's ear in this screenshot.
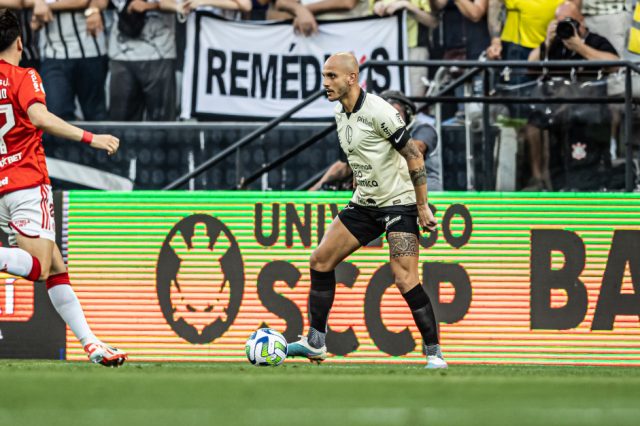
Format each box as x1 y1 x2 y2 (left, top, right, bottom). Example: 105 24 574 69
16 37 23 54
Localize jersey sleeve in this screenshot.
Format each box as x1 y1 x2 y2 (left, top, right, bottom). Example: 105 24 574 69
374 99 409 150
17 69 46 113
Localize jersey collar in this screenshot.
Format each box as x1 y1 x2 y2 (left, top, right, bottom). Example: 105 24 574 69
343 88 367 118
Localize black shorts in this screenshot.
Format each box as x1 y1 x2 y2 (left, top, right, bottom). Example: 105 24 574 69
338 202 420 247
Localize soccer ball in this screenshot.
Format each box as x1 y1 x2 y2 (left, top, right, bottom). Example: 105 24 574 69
245 328 288 366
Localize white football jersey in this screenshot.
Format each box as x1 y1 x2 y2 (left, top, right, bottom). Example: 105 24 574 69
334 90 416 208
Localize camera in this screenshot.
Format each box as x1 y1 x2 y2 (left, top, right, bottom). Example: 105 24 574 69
556 18 580 40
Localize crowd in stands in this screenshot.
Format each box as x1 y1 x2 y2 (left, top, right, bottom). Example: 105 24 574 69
1 0 635 121
2 0 638 191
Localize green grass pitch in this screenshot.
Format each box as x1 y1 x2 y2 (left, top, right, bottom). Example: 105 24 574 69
1 361 639 426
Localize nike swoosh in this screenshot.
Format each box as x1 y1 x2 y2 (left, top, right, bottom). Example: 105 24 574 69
394 130 404 144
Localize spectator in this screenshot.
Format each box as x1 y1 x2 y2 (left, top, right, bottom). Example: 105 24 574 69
0 0 46 68
571 0 631 161
429 0 490 61
108 0 187 121
571 0 632 56
625 0 640 60
33 0 109 121
183 0 251 19
524 1 619 190
486 0 563 83
275 0 370 36
254 0 292 19
373 1 438 97
311 90 442 191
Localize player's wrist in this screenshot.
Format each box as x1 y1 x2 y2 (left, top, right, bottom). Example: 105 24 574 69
84 6 99 17
81 130 94 145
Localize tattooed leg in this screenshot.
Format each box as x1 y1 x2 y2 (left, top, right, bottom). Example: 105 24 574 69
388 232 420 294
388 231 419 258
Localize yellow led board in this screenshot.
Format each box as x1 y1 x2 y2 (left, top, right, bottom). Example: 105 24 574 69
65 191 640 365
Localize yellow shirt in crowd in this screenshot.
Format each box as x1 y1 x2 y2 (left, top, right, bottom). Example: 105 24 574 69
628 2 640 54
501 0 564 49
371 0 431 48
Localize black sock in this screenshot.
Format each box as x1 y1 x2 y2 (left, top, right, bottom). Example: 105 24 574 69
308 268 336 343
402 284 439 346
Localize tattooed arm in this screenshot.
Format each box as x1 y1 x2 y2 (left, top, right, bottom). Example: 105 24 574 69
399 139 437 232
399 139 428 204
486 0 504 59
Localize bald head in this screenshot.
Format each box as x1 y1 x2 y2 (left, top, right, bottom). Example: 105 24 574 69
325 52 359 76
555 1 583 22
322 52 361 104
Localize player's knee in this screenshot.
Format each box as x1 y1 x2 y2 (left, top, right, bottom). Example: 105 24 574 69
393 268 415 291
38 269 50 281
310 250 333 272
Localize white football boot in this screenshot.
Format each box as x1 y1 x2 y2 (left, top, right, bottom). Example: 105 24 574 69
84 342 128 367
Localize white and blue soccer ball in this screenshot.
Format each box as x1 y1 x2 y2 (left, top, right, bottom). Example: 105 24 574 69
245 328 288 366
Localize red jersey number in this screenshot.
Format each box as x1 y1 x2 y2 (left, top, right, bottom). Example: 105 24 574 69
0 104 15 155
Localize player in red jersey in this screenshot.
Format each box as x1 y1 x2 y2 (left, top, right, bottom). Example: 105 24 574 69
0 10 126 367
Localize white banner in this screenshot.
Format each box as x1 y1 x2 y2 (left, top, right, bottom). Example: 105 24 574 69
181 13 408 120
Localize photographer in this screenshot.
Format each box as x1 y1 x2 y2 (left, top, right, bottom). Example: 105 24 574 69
523 1 619 190
529 1 618 64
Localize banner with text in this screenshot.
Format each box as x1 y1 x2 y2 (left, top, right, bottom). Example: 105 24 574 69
181 13 408 120
63 192 640 366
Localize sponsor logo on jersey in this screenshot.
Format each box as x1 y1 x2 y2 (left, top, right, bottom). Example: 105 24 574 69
356 179 379 188
357 116 373 128
351 163 372 171
380 121 391 137
394 112 404 126
28 70 40 93
357 197 376 206
0 152 22 168
0 176 7 187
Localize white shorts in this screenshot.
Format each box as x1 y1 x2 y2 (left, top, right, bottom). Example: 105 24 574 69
0 184 55 246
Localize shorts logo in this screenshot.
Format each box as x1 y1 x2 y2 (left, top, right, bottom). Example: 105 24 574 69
384 215 401 229
156 214 244 344
11 219 30 228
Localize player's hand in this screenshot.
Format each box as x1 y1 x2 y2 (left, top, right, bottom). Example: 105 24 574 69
418 202 437 233
91 134 120 156
486 38 502 60
384 0 410 15
293 7 318 37
128 0 150 13
33 0 53 24
183 0 203 13
561 33 584 53
30 15 44 31
545 20 558 49
373 1 386 16
86 12 104 37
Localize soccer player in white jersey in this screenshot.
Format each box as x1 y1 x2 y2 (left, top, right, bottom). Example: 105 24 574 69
287 52 447 368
